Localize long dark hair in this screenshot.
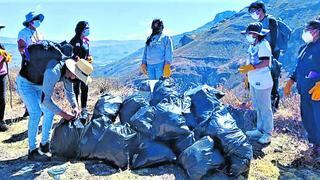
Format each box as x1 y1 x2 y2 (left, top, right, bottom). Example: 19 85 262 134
146 19 164 46
74 21 89 39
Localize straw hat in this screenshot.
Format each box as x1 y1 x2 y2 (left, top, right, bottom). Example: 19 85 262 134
65 59 93 85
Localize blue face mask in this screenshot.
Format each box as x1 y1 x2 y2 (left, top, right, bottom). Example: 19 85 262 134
83 29 90 37
31 20 41 28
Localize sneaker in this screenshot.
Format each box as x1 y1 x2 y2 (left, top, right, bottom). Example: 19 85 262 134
0 120 9 132
258 134 272 144
245 129 263 138
28 148 51 162
40 143 50 154
22 109 29 119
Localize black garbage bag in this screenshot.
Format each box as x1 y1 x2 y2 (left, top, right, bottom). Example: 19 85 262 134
184 113 198 131
226 105 257 132
185 85 225 124
93 124 138 169
178 136 225 180
78 116 112 159
51 118 84 158
150 77 180 106
172 132 195 155
92 94 122 122
119 94 149 124
152 97 191 141
131 140 176 169
206 106 253 176
129 106 155 137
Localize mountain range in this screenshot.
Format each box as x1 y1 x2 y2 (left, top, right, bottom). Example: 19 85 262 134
94 0 320 91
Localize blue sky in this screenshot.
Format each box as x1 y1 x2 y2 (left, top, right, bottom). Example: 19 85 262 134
0 0 254 41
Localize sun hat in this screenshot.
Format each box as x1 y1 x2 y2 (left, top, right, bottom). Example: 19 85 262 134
65 58 93 85
23 11 44 27
241 22 270 36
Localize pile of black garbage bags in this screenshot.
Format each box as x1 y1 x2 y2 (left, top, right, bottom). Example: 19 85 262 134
51 77 253 179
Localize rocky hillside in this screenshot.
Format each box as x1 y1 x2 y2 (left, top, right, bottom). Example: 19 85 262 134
96 0 320 91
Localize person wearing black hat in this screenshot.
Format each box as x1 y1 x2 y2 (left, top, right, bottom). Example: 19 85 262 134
0 24 12 132
69 21 92 120
239 22 274 144
248 1 282 111
284 20 320 156
17 11 45 119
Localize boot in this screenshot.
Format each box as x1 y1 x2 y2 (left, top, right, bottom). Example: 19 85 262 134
0 120 8 132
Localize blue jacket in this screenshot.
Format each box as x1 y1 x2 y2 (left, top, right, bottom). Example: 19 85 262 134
142 34 173 65
291 39 320 95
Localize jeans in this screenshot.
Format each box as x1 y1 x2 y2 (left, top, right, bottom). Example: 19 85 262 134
147 62 164 80
16 75 55 151
250 86 273 135
0 74 6 121
300 95 320 145
73 79 88 109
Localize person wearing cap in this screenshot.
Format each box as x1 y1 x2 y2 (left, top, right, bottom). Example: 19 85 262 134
70 21 92 120
0 24 12 132
141 19 173 80
284 20 320 156
16 12 56 161
239 22 274 144
248 1 281 111
17 11 45 119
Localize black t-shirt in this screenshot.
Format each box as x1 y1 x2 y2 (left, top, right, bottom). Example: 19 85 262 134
69 36 89 59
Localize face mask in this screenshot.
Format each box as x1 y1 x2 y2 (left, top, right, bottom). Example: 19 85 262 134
31 20 41 28
302 30 314 43
83 29 90 37
246 34 256 44
250 12 260 20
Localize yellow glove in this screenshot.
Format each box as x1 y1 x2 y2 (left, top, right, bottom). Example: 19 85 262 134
87 55 93 64
163 64 171 77
309 82 320 101
244 76 249 90
0 49 12 63
238 64 255 74
284 79 295 97
140 64 147 75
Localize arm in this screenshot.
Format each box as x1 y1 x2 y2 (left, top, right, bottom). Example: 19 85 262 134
269 17 278 53
17 39 27 55
63 77 78 109
164 36 174 64
41 68 63 114
253 57 270 69
142 46 147 65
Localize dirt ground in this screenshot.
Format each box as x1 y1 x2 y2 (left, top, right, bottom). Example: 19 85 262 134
1 78 320 179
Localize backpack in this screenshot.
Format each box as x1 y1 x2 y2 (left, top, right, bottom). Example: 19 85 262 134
269 16 292 52
25 40 73 85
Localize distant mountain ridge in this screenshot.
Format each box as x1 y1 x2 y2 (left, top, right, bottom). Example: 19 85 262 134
95 0 320 91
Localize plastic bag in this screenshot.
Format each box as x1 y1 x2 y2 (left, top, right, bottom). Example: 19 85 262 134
92 94 122 122
119 94 149 124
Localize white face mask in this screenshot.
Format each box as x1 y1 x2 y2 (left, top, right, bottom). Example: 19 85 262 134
250 12 260 20
302 30 314 43
246 34 256 44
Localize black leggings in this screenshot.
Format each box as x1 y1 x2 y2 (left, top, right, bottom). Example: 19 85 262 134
271 50 281 109
0 74 6 121
73 80 88 109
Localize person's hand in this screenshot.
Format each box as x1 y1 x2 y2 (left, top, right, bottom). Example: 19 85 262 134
87 55 93 64
59 111 76 121
238 64 255 74
284 79 295 97
140 64 147 75
72 107 81 119
163 64 171 77
309 82 320 101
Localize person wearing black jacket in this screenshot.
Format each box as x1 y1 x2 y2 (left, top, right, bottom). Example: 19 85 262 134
248 1 280 111
69 21 92 120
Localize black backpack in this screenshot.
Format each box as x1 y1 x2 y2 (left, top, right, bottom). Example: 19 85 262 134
25 40 73 85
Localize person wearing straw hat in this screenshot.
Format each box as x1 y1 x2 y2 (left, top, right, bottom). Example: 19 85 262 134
17 11 45 119
39 58 93 155
284 20 320 156
0 23 12 132
239 22 274 144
